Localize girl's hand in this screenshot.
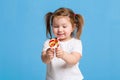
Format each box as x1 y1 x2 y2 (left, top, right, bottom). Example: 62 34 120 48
56 47 65 58
46 48 54 60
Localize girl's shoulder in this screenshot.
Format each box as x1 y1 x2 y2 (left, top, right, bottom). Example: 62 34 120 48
71 38 82 43
63 38 82 46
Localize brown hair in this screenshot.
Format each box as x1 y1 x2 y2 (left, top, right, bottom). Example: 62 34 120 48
45 7 84 39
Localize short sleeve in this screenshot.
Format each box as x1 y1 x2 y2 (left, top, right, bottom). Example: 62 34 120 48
42 39 50 51
72 40 82 55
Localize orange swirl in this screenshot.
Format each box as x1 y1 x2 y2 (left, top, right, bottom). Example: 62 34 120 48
49 38 59 48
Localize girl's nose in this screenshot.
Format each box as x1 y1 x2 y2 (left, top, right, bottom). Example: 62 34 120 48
58 27 62 32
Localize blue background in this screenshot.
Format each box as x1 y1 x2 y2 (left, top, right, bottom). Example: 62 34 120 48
0 0 120 80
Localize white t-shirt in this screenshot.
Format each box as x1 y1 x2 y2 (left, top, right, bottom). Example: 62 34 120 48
42 38 83 80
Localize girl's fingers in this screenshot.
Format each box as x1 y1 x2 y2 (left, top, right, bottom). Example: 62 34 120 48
55 47 62 53
46 48 54 58
49 55 54 59
51 48 55 52
48 53 54 56
47 48 54 53
55 47 60 51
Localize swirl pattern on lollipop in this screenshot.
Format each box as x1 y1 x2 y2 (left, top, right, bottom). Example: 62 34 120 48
49 38 59 48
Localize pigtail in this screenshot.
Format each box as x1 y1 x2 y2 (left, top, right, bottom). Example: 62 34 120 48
45 12 53 39
75 14 84 39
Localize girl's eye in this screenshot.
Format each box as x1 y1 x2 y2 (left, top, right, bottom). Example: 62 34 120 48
63 26 67 28
53 26 59 28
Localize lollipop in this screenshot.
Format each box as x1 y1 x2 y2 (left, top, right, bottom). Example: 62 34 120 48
49 38 59 48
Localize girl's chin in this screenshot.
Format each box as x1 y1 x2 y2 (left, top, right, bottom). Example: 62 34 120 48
56 36 64 39
58 37 64 40
58 37 67 41
56 37 64 40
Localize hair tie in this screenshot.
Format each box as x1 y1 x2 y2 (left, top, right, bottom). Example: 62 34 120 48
74 14 78 23
74 14 76 17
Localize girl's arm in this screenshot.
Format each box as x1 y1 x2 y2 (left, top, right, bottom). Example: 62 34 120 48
62 52 82 65
56 47 82 65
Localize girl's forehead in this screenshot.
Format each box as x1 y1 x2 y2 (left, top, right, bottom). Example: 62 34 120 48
52 16 72 26
53 16 70 20
53 17 69 22
53 16 71 22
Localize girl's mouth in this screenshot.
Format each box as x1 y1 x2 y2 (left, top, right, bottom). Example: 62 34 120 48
57 34 64 38
57 34 64 36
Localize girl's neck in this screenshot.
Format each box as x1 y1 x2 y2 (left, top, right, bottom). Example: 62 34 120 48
58 37 73 42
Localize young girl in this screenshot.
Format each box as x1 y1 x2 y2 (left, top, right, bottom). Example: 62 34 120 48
41 7 84 80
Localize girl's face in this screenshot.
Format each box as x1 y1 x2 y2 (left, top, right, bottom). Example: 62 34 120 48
52 16 74 41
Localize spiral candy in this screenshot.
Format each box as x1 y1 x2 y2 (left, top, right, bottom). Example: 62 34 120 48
49 38 59 48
